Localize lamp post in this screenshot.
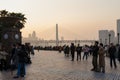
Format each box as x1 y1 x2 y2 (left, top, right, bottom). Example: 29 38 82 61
108 34 111 45
105 38 107 45
75 40 77 45
117 33 119 45
100 38 102 43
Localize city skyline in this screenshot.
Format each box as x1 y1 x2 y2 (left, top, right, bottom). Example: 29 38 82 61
0 0 120 40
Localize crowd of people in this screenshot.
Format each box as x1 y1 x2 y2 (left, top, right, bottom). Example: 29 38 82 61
0 43 34 79
34 42 120 71
62 41 120 73
0 41 120 79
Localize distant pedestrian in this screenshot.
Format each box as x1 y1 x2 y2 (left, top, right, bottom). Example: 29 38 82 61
0 49 8 71
108 43 117 68
91 41 99 71
63 45 67 57
98 43 105 73
31 46 35 55
11 44 19 65
76 44 82 61
82 45 89 60
70 43 75 61
66 45 70 57
58 46 62 53
89 45 93 55
10 44 18 74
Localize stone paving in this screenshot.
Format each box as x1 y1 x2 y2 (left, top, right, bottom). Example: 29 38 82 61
0 50 120 80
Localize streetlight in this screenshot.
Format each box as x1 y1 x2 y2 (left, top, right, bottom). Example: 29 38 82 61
100 38 102 43
108 34 111 45
117 33 119 45
105 38 107 45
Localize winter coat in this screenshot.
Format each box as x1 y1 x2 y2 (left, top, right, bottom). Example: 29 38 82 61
98 47 105 67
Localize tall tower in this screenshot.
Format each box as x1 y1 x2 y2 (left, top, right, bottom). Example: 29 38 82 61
56 24 59 46
117 19 120 34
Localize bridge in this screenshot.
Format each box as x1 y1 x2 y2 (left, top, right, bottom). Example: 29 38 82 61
23 39 98 46
37 40 98 46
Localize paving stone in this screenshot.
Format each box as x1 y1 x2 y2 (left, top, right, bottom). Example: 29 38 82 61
0 50 120 80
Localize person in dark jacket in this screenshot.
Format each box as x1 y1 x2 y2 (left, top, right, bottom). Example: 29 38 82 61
13 44 27 78
91 41 99 71
63 45 67 57
66 45 70 57
10 44 18 74
108 43 117 68
70 43 75 61
76 44 82 61
118 45 120 63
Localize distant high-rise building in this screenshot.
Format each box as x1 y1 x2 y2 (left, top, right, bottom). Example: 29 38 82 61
117 19 120 34
28 34 31 38
98 19 120 45
109 30 115 43
99 30 109 45
32 31 36 38
99 30 116 45
61 36 64 41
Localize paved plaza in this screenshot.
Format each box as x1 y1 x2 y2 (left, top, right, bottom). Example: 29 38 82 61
0 50 120 80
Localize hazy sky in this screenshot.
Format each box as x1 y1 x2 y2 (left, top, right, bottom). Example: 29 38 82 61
0 0 120 40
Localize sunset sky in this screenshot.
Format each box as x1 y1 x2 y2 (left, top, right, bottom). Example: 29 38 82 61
0 0 120 40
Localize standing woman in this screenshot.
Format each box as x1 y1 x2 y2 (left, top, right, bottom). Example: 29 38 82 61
98 43 105 73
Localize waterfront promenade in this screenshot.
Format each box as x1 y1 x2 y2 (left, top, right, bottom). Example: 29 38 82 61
0 50 120 80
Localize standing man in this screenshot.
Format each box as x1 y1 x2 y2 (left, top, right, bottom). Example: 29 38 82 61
66 45 70 57
91 41 99 71
70 43 75 61
118 45 120 63
76 44 82 61
82 45 89 60
13 44 27 78
108 43 117 68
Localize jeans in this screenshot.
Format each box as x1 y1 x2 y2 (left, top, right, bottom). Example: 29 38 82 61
17 63 26 76
83 52 88 60
92 56 98 70
110 56 117 68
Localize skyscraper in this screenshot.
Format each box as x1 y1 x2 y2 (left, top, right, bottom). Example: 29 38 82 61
99 30 109 45
32 31 36 38
117 19 120 34
117 19 120 44
109 30 115 44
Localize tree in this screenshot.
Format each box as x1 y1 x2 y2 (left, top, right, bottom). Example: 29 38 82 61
0 10 8 17
0 10 27 29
